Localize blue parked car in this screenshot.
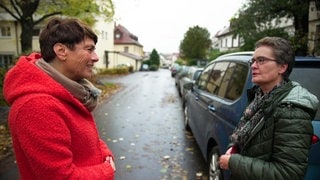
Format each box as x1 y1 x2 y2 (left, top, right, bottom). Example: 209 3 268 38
184 52 320 180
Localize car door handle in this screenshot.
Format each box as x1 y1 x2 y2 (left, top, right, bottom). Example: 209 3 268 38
208 104 216 112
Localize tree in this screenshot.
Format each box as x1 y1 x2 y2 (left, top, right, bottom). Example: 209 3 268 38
0 0 114 53
179 25 212 62
149 48 160 70
230 0 310 55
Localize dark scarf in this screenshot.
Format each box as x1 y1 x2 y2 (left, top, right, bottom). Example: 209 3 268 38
231 81 287 151
36 59 101 112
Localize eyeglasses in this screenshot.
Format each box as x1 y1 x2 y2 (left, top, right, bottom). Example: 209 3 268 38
248 56 277 66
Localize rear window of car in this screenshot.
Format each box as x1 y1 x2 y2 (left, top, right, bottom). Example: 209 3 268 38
290 67 320 120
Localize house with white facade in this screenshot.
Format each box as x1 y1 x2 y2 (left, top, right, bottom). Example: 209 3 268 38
0 13 115 70
308 0 320 56
212 17 294 52
92 16 115 69
0 12 25 68
213 26 241 52
212 1 320 56
0 0 146 71
112 24 144 71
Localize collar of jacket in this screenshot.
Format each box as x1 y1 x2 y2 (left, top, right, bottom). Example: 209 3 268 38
242 82 294 150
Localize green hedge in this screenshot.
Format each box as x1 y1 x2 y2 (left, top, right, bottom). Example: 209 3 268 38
97 67 130 75
0 68 8 106
149 64 158 71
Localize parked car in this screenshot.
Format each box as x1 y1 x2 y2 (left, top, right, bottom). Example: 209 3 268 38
140 64 149 71
184 52 320 180
174 65 190 96
179 66 203 107
170 63 181 77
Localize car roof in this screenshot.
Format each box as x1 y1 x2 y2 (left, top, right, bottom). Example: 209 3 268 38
211 51 253 64
210 51 320 65
295 56 320 67
189 66 204 70
219 51 254 57
295 56 320 61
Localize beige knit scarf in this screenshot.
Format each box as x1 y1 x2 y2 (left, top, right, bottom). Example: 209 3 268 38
36 59 101 112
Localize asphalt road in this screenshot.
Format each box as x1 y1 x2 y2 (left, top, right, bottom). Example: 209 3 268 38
95 69 208 179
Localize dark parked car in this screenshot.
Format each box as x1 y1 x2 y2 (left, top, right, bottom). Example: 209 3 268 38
179 66 203 107
184 52 320 180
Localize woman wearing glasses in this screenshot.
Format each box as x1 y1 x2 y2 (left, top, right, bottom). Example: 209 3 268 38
219 37 319 180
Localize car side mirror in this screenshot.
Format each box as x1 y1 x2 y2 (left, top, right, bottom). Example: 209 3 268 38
183 82 193 90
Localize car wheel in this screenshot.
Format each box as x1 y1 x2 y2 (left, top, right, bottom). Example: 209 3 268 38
184 105 190 131
209 147 223 180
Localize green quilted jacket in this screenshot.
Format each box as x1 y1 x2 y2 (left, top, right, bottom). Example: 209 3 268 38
229 81 319 180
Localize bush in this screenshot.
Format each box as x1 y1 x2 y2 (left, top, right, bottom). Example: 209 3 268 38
149 64 158 71
97 67 130 75
174 59 184 65
0 68 8 106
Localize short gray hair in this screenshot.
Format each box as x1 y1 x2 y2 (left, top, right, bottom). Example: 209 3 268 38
255 36 295 80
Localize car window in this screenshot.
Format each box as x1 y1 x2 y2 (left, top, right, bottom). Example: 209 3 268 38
223 63 248 100
187 67 196 79
196 61 249 101
290 67 320 120
217 62 236 97
204 61 249 100
206 62 228 94
193 70 202 80
197 63 214 90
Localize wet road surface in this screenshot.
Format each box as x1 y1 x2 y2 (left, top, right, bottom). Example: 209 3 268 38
95 69 208 179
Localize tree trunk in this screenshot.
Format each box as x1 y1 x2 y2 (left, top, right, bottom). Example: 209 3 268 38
294 13 309 56
20 18 34 53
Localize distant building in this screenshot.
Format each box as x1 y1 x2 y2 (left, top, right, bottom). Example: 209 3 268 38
93 16 115 69
212 17 293 53
0 12 27 68
0 5 145 71
0 12 115 70
308 0 320 56
112 24 144 71
213 26 241 52
212 0 320 56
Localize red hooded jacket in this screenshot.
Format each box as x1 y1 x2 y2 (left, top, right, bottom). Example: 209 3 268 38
3 53 114 179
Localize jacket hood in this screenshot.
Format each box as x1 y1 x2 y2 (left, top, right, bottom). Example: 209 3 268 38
282 81 319 113
3 53 74 106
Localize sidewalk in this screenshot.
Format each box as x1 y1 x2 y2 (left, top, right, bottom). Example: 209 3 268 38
0 106 20 180
0 106 9 123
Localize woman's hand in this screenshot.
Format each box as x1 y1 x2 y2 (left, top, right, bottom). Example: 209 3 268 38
219 154 231 170
105 156 116 172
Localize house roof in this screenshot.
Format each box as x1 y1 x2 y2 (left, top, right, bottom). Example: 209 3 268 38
0 13 16 21
114 24 143 47
215 26 232 37
119 51 143 61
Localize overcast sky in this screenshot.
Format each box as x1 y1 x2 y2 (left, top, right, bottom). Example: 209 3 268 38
113 0 247 54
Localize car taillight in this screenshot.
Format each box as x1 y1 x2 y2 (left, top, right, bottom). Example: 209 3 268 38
312 135 319 144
